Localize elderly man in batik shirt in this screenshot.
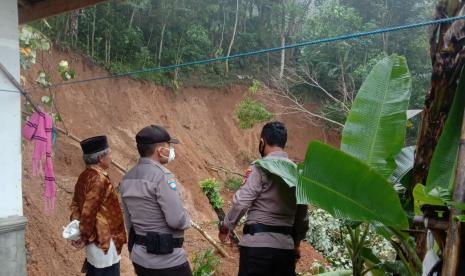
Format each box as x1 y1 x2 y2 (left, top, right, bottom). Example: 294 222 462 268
70 135 127 276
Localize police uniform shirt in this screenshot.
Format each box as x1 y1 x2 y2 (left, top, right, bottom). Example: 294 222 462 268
119 158 190 269
224 151 309 250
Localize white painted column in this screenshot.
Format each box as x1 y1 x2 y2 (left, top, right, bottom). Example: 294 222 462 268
0 1 27 275
0 0 23 218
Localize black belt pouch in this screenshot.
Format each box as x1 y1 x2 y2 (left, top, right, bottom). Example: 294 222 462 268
146 232 174 255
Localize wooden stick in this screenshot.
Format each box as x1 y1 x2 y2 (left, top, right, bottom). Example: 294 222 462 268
54 125 128 172
207 164 245 177
190 220 230 258
413 215 449 231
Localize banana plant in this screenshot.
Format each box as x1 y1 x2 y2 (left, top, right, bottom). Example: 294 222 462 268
255 55 422 274
297 55 422 275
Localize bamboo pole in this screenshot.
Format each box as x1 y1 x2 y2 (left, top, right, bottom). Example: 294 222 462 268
190 220 230 258
0 62 38 111
442 108 465 275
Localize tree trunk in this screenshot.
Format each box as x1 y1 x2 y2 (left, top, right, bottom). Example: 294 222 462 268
174 36 183 86
129 7 136 29
91 7 96 59
412 1 465 201
86 23 90 55
225 0 240 74
217 3 226 54
158 22 167 66
146 26 154 48
279 34 285 79
279 0 286 79
412 0 465 259
340 57 348 105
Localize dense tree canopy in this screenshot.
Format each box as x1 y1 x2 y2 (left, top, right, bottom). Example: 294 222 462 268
33 0 435 121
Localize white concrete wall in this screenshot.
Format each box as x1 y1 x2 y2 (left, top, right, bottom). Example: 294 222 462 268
0 0 23 218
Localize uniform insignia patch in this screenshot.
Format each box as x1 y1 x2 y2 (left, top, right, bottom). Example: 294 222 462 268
168 178 177 191
242 167 253 185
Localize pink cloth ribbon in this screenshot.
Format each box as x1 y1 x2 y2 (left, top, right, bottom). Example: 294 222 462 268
22 111 56 211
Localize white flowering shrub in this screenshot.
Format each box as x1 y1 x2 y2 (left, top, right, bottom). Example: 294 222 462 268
307 207 351 269
306 207 396 271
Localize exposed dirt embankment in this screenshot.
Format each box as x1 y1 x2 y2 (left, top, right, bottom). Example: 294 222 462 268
22 49 335 275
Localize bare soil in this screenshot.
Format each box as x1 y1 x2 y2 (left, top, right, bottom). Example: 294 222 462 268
22 49 336 275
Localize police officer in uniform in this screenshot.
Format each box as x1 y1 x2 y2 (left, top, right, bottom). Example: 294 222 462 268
219 121 309 276
119 125 192 276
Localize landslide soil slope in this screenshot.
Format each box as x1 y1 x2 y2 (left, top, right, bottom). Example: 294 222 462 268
22 49 335 275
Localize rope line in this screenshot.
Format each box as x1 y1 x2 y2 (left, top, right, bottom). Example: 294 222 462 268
1 14 465 93
47 15 465 88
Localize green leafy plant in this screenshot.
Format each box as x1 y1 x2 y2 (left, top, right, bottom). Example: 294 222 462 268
425 69 465 195
19 25 50 69
254 159 298 188
249 79 261 95
292 55 421 275
235 99 272 129
225 177 242 191
58 60 76 81
192 249 221 276
200 178 224 209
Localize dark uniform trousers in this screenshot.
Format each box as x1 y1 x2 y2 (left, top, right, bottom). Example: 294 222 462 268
86 261 120 276
133 262 192 276
238 247 297 276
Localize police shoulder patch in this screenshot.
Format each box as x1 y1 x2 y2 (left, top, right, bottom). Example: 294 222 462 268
167 177 177 191
242 167 253 185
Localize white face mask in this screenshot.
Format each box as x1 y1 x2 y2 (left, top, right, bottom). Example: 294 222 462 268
160 146 176 163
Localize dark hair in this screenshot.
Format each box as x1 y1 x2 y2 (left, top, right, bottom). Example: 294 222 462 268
260 121 287 148
137 143 156 157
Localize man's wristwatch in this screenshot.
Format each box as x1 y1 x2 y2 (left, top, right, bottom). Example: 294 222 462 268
218 221 229 234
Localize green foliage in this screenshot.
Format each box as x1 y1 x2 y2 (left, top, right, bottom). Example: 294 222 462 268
426 69 465 194
341 55 412 178
192 249 221 276
296 55 422 274
36 71 52 87
200 178 224 209
29 0 432 108
58 60 76 81
235 99 272 129
389 146 415 187
249 80 261 95
413 184 446 215
19 26 51 69
297 141 409 228
254 159 297 188
225 177 241 191
320 101 348 127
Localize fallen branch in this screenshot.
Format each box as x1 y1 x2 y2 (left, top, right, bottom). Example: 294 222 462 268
207 163 245 177
54 126 128 172
190 220 230 258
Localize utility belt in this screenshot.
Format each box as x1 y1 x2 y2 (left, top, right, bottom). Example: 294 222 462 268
243 223 294 236
134 232 184 255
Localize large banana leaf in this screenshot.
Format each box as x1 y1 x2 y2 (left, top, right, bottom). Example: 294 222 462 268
426 69 465 193
254 159 297 188
341 55 412 178
297 141 409 229
389 146 415 186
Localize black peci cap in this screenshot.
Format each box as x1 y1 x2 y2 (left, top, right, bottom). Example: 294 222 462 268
80 136 109 155
136 125 180 145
